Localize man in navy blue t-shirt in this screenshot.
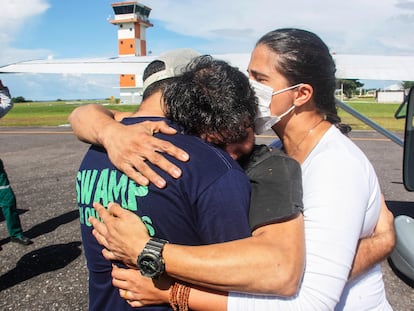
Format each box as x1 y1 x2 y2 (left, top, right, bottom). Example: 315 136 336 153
76 50 258 311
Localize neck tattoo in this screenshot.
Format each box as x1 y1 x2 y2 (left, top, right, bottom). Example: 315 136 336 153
293 117 325 154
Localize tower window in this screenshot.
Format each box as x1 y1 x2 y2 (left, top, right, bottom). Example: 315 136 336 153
113 5 134 15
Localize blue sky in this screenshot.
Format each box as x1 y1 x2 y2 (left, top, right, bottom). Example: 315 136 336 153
1 0 413 101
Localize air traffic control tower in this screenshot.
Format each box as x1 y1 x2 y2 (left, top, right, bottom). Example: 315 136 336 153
110 1 153 104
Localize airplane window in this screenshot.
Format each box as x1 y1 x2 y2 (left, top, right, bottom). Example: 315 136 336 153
394 97 407 119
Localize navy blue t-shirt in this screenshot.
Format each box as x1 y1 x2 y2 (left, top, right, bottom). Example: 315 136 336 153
76 117 251 311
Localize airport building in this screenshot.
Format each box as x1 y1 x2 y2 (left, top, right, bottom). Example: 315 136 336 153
110 1 153 104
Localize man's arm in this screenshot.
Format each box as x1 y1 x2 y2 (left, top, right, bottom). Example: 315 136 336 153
68 104 189 188
91 202 305 296
350 195 395 279
68 103 125 144
164 214 305 296
0 80 14 118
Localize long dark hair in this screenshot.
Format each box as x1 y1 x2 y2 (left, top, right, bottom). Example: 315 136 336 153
256 28 351 134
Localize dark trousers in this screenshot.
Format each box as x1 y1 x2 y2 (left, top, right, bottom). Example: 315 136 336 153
0 159 23 238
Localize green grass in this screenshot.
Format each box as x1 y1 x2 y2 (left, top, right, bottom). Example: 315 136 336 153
0 97 407 131
0 100 137 126
338 98 405 131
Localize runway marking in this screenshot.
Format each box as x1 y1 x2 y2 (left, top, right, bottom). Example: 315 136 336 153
352 137 390 142
0 131 73 134
0 131 392 141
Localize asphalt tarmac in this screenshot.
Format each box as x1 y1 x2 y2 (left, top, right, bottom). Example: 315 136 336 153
0 126 413 310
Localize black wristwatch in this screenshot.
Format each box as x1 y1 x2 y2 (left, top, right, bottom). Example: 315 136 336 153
137 237 169 278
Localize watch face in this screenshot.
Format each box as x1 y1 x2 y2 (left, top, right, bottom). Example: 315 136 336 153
137 237 168 278
138 252 163 278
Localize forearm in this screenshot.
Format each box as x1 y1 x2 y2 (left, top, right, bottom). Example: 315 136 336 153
111 261 227 310
350 226 395 279
188 287 227 311
68 103 126 145
163 215 304 295
349 195 396 280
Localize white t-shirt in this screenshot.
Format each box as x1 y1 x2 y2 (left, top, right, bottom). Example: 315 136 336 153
228 126 391 310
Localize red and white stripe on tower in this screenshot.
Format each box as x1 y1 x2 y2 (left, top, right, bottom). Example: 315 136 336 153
110 1 153 103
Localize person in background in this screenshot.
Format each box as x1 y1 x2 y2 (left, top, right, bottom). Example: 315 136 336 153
0 80 33 246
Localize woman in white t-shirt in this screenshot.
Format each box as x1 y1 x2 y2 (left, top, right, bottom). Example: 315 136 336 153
226 28 392 310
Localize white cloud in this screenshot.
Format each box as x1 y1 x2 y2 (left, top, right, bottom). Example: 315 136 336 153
0 0 49 42
142 0 414 55
0 0 51 64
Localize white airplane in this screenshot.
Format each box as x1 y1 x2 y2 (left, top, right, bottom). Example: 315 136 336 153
1 53 414 81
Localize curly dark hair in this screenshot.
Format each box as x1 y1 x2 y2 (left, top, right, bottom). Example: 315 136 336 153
163 55 258 145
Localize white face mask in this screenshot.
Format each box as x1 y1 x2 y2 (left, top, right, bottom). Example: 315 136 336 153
250 79 303 134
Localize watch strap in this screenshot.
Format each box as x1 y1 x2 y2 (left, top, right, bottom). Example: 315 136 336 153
145 237 169 253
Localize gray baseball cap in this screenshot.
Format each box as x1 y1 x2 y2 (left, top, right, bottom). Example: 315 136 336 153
142 48 200 92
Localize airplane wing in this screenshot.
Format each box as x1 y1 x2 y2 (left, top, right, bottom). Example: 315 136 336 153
333 54 414 81
0 56 157 75
1 53 414 81
219 53 414 81
0 54 249 75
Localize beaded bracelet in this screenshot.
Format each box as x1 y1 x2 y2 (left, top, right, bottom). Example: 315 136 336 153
169 282 191 311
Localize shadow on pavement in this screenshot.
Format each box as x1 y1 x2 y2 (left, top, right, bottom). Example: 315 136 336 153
0 210 79 247
0 241 82 291
24 210 79 239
